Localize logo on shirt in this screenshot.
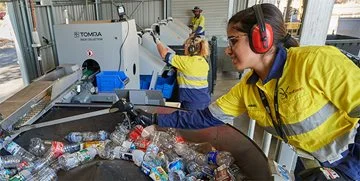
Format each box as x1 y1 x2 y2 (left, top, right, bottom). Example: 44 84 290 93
248 104 257 108
279 86 304 99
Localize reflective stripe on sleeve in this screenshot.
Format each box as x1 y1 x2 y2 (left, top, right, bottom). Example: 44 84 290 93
312 123 359 163
208 103 235 124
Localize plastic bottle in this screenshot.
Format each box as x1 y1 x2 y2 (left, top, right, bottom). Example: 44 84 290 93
207 151 234 167
128 125 144 142
29 138 81 158
5 141 36 162
134 137 151 151
65 130 109 143
173 142 196 161
169 170 186 181
214 164 231 181
132 149 145 167
0 155 22 169
110 124 130 145
58 147 97 170
0 169 17 180
27 166 58 181
98 141 129 160
81 140 107 149
152 131 174 150
185 161 204 179
9 169 32 181
228 164 246 181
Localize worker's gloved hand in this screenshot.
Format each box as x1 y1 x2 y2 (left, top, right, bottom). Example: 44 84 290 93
189 32 195 38
150 32 160 44
162 65 176 78
109 99 133 113
134 109 158 126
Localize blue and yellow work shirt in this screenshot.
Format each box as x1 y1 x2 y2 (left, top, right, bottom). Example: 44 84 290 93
165 53 210 110
191 15 205 35
159 46 360 180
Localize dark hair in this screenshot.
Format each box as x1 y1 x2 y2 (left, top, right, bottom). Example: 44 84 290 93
228 3 299 49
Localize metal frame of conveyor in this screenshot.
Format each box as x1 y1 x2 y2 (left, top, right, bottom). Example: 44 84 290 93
0 64 82 149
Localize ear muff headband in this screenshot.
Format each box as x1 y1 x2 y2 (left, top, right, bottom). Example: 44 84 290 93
249 4 274 54
188 36 200 56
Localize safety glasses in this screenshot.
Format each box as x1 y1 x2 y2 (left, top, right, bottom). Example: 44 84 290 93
227 34 247 48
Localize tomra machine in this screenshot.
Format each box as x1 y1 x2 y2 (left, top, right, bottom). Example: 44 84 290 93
54 19 140 89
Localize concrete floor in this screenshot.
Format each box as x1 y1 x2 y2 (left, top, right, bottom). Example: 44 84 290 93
0 14 24 103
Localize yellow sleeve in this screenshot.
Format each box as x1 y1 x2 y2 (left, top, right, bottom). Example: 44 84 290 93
199 16 205 28
308 46 360 118
169 55 187 71
215 81 246 117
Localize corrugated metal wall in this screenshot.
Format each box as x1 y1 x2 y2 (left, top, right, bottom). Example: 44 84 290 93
170 0 229 36
6 0 164 81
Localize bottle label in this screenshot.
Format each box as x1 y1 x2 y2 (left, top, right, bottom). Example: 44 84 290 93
51 141 65 158
98 130 109 140
5 142 21 155
215 164 231 181
67 132 82 143
168 159 184 172
78 149 91 161
141 161 152 175
207 151 218 165
150 166 168 181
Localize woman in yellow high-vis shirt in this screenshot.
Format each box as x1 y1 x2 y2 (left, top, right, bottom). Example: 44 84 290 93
139 3 360 180
151 34 211 110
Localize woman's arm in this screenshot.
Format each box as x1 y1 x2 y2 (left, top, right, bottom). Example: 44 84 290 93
156 42 169 59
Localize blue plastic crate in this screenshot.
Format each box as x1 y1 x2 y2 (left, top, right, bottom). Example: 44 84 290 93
140 75 176 99
96 71 128 93
140 75 152 89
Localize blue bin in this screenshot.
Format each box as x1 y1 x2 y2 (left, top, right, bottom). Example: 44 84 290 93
96 71 128 93
140 75 152 89
140 75 176 99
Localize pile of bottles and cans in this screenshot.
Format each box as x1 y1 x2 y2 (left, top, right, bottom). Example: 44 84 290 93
0 117 244 181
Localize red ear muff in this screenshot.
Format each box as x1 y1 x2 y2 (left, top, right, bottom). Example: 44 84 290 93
250 23 274 53
249 4 274 54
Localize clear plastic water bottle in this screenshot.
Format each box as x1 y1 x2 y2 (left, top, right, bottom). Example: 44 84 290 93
207 151 234 167
16 160 34 172
168 170 186 181
28 137 47 157
0 168 17 180
152 131 174 150
58 147 97 170
65 130 109 143
98 141 128 160
0 155 22 169
110 124 130 145
9 169 32 181
185 161 204 179
228 164 246 180
5 141 36 162
174 142 196 161
194 152 208 166
27 166 58 181
29 138 81 157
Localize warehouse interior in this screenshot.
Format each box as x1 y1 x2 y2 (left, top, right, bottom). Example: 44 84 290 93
0 0 359 180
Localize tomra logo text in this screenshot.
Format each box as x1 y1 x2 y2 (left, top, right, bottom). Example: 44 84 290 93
74 32 102 38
